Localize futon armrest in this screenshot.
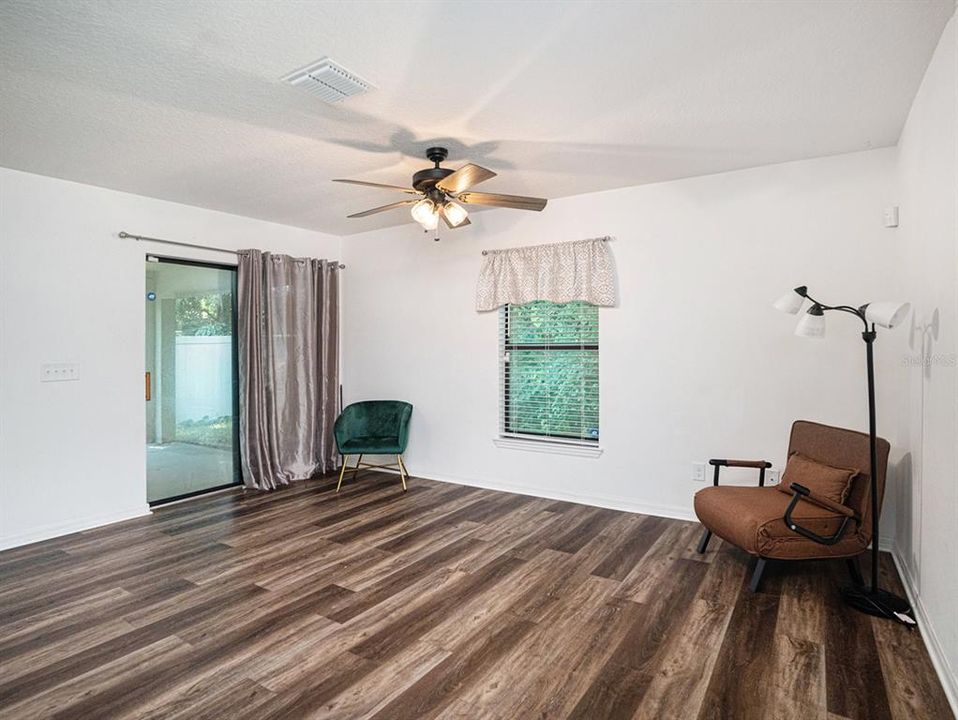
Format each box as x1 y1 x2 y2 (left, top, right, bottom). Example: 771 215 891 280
707 458 773 487
709 459 772 469
783 483 859 546
787 483 858 519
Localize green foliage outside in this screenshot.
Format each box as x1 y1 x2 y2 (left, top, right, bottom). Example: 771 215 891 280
176 415 233 449
175 293 233 336
505 301 599 441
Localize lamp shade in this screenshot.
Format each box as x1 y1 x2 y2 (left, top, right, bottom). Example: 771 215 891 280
864 301 910 329
795 304 826 338
773 286 807 314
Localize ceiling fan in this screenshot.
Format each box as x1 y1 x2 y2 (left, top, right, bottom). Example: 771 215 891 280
333 147 547 233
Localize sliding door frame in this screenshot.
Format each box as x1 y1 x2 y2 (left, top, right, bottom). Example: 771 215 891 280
146 254 242 506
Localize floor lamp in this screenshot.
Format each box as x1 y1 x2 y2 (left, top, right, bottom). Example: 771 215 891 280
773 285 916 626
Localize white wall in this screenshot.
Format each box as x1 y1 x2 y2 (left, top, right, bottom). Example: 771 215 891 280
885 13 958 708
342 149 900 523
0 168 340 549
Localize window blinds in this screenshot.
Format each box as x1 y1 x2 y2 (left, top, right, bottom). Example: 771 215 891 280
499 301 599 444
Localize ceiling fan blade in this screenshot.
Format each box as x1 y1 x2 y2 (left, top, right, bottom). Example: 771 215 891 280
456 191 547 211
436 164 497 194
333 179 419 194
347 199 418 218
439 205 472 229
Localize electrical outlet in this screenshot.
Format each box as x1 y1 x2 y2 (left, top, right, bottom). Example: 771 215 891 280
692 462 706 482
767 469 781 485
40 363 79 382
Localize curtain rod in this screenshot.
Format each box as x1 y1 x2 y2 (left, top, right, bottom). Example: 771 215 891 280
119 231 346 269
480 236 610 256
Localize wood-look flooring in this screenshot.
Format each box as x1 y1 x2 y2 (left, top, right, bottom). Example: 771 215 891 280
0 472 952 719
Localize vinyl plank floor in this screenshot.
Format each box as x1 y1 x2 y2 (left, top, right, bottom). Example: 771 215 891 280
0 473 951 719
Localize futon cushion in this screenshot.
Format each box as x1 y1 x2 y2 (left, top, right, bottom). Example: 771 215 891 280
776 452 858 505
694 485 866 559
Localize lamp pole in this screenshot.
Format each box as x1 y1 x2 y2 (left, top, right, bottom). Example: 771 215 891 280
863 327 880 593
787 288 915 625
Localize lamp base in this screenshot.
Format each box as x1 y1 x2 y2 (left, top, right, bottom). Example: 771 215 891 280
842 586 916 627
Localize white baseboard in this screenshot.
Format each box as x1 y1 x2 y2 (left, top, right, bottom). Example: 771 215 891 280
403 467 698 522
892 546 958 717
388 467 912 539
0 505 152 551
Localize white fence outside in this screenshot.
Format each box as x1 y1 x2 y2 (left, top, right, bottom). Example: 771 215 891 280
175 336 233 422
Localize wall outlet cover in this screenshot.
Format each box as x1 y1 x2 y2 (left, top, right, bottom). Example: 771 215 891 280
692 461 707 482
767 469 781 485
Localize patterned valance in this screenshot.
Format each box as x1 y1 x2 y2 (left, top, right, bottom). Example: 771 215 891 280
475 237 616 311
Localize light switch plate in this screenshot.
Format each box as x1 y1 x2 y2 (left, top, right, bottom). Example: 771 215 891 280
41 363 79 382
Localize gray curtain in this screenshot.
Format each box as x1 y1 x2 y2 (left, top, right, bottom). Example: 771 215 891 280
237 250 340 490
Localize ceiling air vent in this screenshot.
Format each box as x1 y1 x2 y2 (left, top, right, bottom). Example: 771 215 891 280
282 57 373 103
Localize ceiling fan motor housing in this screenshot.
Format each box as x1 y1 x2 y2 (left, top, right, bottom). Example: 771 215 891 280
413 146 455 193
412 167 454 193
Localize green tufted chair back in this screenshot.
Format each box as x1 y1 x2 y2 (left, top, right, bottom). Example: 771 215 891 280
334 401 413 455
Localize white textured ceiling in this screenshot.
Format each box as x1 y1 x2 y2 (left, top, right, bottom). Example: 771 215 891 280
1 0 953 235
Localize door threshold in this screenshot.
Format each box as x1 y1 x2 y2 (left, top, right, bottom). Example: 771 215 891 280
149 483 242 508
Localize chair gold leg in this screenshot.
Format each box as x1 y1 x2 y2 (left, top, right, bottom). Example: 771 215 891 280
336 455 349 492
352 454 363 483
397 454 408 492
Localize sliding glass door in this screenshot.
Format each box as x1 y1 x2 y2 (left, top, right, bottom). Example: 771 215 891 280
145 257 240 504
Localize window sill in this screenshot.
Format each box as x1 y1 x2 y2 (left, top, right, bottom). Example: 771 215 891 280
492 436 604 458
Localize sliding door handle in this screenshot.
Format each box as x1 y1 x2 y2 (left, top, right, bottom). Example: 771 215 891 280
145 372 152 401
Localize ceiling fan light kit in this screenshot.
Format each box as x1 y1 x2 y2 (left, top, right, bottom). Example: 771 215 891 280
411 199 440 230
334 147 548 239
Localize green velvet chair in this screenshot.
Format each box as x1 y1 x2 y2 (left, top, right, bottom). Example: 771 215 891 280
334 401 413 492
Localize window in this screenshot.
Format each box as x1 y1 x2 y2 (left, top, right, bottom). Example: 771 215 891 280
499 301 599 445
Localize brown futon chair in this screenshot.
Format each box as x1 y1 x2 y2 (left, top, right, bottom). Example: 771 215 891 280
694 420 889 592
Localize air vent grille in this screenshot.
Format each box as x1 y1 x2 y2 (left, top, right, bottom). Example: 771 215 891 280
283 57 372 103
